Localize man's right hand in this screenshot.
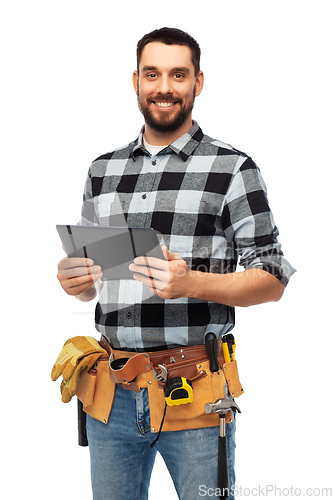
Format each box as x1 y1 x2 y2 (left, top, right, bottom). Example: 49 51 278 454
57 257 103 297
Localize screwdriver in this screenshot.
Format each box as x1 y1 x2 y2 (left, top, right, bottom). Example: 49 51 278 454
222 334 236 363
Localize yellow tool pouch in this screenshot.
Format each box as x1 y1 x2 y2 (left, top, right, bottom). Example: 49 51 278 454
76 338 244 432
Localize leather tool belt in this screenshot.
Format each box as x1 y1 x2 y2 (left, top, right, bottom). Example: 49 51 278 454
76 335 244 433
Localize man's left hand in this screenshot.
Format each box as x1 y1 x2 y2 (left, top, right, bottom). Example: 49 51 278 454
129 246 193 299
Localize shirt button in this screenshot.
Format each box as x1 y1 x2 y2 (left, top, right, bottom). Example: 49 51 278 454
142 193 147 199
151 160 157 166
127 312 132 319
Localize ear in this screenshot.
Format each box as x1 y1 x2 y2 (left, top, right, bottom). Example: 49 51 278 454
132 70 139 96
195 70 204 97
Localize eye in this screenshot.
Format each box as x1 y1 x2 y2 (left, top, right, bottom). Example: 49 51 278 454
147 73 158 79
174 73 184 79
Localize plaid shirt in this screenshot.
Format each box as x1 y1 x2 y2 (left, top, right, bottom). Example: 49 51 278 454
80 122 295 350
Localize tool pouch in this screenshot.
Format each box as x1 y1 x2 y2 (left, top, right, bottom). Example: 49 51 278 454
76 338 244 431
109 353 153 389
148 354 244 431
222 360 244 398
152 358 227 431
76 355 115 424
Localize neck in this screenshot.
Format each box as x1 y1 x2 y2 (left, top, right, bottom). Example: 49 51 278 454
143 116 193 146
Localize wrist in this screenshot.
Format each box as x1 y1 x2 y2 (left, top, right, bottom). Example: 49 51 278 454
186 270 230 303
186 270 212 300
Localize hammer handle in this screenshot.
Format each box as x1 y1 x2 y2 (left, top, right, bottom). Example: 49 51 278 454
78 399 88 447
218 435 229 500
205 332 219 373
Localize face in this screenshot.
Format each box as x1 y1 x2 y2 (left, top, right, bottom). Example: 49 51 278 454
133 42 203 135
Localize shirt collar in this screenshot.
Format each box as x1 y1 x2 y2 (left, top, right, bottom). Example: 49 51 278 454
130 121 203 162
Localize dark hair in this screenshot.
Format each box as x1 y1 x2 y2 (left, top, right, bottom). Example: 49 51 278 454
136 27 201 75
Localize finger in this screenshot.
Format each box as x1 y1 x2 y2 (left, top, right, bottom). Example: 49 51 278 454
58 257 94 270
58 258 100 277
161 245 168 260
144 281 170 297
58 272 102 295
145 285 159 296
61 264 102 278
133 270 168 291
133 274 160 291
130 261 168 282
69 272 102 287
163 247 180 261
61 280 96 297
133 255 169 271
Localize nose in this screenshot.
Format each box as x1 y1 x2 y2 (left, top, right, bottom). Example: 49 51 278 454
156 74 173 95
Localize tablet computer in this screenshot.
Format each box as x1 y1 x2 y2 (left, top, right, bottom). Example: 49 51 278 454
56 225 165 280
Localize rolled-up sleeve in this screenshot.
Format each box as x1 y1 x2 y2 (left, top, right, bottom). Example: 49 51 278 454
222 157 296 286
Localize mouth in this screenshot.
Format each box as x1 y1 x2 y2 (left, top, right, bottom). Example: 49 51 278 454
153 101 177 110
154 101 176 108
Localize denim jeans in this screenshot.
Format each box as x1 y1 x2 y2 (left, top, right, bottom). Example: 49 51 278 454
86 385 236 500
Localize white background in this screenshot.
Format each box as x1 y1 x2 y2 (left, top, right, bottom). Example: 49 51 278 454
1 0 332 498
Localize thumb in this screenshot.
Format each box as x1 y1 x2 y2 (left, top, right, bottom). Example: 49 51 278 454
161 246 180 261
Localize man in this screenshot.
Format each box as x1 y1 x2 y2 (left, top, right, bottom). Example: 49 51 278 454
56 28 294 499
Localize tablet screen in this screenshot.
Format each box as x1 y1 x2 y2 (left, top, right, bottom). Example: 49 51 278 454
56 225 165 280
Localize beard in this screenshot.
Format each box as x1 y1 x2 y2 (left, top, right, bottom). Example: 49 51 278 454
137 86 196 133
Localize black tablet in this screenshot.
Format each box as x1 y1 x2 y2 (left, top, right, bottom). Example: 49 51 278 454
56 225 165 280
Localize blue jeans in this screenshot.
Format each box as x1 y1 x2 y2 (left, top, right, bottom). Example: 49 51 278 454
86 385 236 500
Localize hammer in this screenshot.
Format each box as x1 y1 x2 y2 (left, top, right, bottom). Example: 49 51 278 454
205 397 241 500
205 332 241 500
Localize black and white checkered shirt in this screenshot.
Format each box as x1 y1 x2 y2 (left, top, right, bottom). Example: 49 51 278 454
80 121 295 350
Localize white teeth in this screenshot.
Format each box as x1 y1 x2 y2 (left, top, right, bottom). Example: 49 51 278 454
155 102 174 107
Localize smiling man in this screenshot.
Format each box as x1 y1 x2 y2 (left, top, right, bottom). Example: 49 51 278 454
133 41 203 141
56 28 295 500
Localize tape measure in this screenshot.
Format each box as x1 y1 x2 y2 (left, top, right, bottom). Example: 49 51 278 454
164 377 193 406
150 377 194 448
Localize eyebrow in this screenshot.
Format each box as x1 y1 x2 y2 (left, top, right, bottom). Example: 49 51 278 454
141 65 190 74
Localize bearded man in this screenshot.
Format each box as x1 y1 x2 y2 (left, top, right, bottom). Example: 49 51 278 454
56 27 295 500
